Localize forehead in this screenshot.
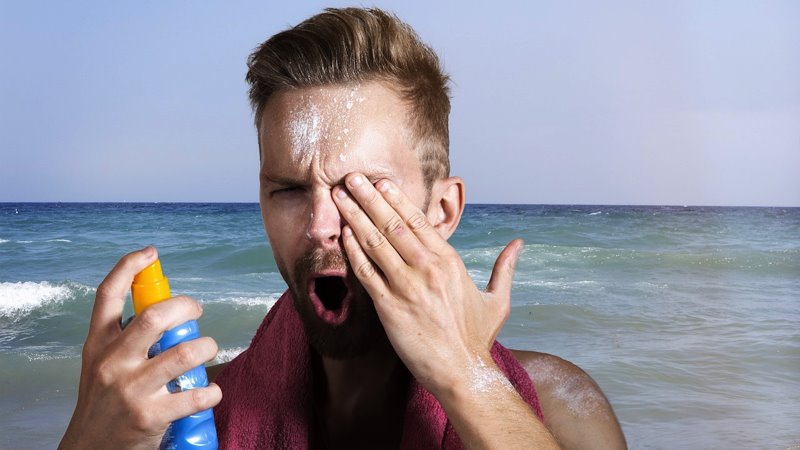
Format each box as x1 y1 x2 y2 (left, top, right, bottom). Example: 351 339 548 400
258 82 421 184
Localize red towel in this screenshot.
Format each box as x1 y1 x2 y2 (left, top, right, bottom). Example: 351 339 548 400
214 292 544 449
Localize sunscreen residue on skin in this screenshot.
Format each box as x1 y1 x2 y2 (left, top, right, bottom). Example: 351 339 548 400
526 355 606 418
285 85 366 167
306 212 314 240
283 85 367 242
469 355 514 395
288 102 322 167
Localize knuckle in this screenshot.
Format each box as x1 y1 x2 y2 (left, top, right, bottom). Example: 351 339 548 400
364 230 387 249
413 251 434 267
356 260 377 279
189 387 208 410
94 282 114 301
407 212 430 232
174 343 197 368
346 202 362 217
447 255 462 270
199 337 219 362
81 340 96 361
130 408 157 432
208 338 219 360
422 266 441 285
175 296 202 316
137 308 164 333
92 359 116 387
363 189 381 207
387 192 403 207
382 216 405 236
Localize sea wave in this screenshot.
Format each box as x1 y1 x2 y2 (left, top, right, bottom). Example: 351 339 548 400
24 348 81 362
0 238 9 244
203 294 281 309
0 281 94 318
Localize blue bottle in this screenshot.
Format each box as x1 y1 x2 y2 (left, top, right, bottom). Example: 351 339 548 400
132 259 218 450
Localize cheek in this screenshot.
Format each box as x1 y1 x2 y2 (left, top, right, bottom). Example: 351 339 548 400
261 197 311 258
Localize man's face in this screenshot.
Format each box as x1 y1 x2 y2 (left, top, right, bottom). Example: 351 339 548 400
258 82 429 358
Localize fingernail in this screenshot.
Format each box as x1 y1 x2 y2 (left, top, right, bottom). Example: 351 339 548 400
143 246 155 257
335 187 347 200
378 180 392 193
343 225 353 237
350 175 364 187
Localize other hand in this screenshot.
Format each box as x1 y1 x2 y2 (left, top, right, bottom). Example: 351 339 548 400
332 173 523 397
59 247 221 449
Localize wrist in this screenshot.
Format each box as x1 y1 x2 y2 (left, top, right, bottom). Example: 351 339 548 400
431 352 513 406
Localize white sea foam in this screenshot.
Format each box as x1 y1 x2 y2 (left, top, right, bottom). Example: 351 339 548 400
515 279 601 289
226 296 279 309
46 239 72 243
211 346 247 364
25 348 81 361
0 281 73 316
17 240 33 244
0 238 9 244
203 294 281 310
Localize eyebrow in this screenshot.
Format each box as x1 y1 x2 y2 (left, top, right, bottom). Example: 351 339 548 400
261 170 397 187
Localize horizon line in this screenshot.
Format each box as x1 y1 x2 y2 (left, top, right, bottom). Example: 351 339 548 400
1 201 798 208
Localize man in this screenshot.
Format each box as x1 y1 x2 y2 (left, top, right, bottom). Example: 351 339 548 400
61 8 626 449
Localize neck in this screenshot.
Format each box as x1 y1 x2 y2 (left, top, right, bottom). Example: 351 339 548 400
311 338 410 448
313 337 408 408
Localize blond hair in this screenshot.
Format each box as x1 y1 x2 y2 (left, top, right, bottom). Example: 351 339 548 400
246 7 451 186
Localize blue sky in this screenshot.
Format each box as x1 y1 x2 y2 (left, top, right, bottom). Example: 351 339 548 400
1 1 798 206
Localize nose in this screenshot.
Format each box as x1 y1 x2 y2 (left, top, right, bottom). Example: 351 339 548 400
306 189 343 247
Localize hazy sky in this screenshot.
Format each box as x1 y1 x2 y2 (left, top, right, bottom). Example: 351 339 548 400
1 1 798 205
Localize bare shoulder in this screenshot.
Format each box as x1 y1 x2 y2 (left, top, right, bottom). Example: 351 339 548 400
206 362 229 384
511 349 627 450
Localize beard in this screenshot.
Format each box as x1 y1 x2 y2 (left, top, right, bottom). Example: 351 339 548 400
281 247 385 359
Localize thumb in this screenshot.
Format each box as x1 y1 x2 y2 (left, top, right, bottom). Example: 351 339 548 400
485 239 524 298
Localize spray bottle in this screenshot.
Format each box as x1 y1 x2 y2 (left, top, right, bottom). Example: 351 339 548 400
131 259 218 450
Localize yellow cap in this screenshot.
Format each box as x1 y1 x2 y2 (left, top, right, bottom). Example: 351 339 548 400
131 259 171 315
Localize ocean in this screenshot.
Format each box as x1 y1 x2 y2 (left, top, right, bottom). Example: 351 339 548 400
1 202 798 449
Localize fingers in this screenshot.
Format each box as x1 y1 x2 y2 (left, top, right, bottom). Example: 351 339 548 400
89 246 158 342
332 173 442 267
119 296 205 357
372 178 445 251
341 224 388 299
141 336 219 390
332 175 410 272
158 382 223 424
486 239 524 298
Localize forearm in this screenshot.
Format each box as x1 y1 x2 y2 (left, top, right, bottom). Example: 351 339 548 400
435 357 561 450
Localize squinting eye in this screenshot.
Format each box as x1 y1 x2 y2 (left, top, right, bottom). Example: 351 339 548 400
272 187 303 196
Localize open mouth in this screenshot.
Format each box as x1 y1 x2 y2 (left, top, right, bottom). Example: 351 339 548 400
308 274 352 325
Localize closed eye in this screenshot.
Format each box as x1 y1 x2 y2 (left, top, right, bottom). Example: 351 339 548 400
271 186 304 195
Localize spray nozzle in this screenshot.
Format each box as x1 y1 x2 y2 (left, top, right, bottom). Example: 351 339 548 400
131 259 171 315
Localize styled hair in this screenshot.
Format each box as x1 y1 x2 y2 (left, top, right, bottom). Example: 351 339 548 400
246 7 451 186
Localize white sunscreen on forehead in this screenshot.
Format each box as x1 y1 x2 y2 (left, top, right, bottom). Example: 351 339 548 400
284 85 366 167
288 101 322 167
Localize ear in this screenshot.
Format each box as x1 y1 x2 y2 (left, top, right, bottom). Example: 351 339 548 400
426 176 465 240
